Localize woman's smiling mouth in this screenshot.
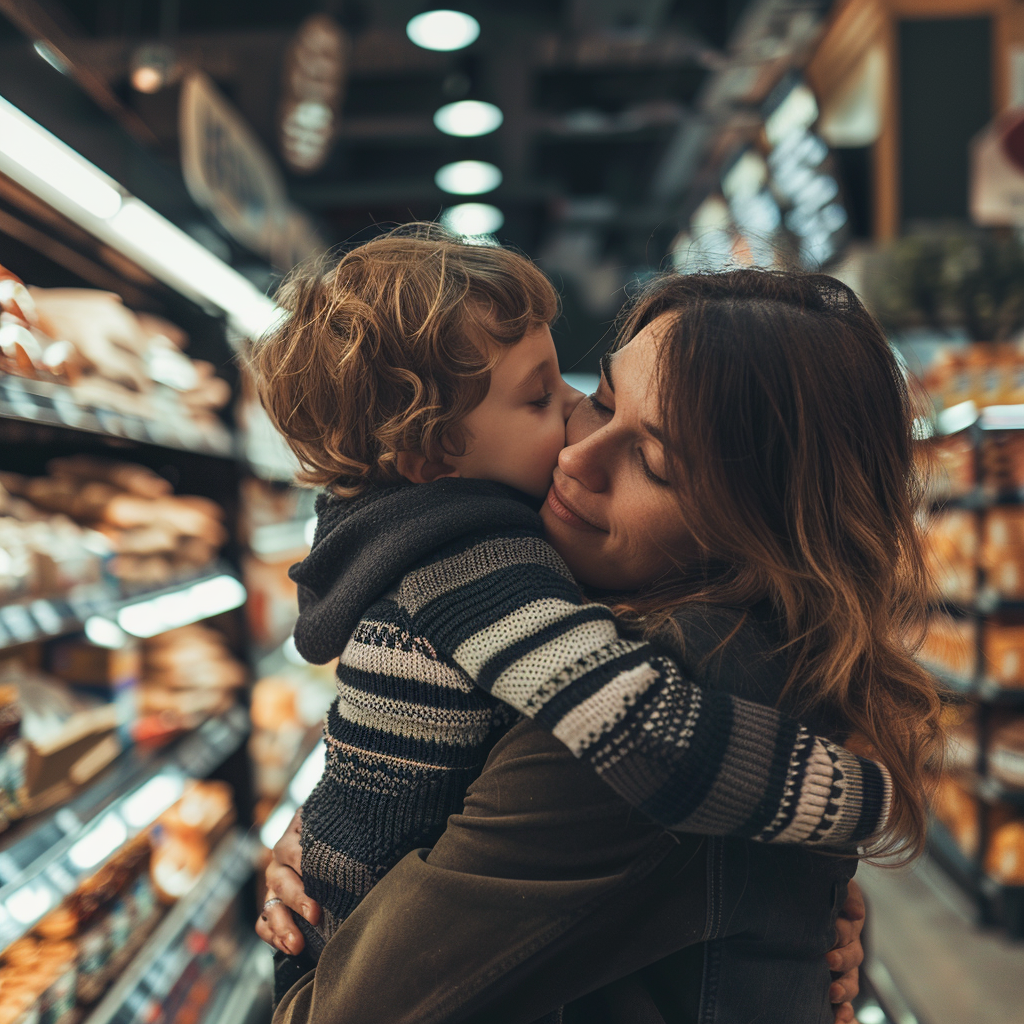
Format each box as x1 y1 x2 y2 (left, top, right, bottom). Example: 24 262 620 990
546 483 605 531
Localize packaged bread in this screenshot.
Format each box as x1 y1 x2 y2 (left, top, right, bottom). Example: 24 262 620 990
924 509 978 603
46 457 171 500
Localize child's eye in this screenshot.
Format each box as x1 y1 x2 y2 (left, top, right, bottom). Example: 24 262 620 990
588 394 612 415
531 392 553 408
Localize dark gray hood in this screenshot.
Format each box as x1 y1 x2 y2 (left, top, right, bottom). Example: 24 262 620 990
289 479 541 664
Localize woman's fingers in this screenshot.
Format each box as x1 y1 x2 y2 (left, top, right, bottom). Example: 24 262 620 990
266 857 321 926
832 1001 858 1024
274 808 305 874
829 965 861 1005
255 890 306 956
841 879 866 923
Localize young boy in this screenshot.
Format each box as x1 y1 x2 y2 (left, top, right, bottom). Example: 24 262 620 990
248 225 890 963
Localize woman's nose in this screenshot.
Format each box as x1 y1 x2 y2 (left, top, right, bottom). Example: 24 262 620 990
558 426 610 493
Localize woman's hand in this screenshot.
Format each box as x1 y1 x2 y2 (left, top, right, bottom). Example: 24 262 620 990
828 879 866 1024
254 808 321 956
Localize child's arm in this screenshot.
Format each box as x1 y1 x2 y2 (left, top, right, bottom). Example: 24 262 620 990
400 532 890 850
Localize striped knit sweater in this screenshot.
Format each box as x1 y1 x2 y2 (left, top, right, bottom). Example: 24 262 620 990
290 479 891 955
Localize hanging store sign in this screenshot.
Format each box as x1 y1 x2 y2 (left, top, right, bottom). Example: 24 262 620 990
279 15 348 174
970 109 1024 226
179 72 323 270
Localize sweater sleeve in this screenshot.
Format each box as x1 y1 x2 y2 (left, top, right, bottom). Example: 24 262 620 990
399 532 892 851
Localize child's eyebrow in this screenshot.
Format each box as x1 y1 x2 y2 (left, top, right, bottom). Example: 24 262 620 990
516 360 553 391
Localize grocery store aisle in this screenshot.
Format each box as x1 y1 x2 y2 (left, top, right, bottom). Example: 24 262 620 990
859 856 1024 1024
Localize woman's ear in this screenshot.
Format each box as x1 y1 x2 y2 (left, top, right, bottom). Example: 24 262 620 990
395 451 461 485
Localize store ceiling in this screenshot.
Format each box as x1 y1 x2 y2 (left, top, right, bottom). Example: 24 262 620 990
0 0 831 367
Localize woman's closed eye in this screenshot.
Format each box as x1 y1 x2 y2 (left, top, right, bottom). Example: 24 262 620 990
637 447 669 486
588 393 613 416
531 392 554 408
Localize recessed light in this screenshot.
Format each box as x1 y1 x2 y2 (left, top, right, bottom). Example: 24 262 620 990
435 160 502 195
434 100 503 137
407 10 480 52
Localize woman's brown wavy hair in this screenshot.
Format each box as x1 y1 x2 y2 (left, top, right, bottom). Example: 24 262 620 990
612 269 942 862
247 223 558 496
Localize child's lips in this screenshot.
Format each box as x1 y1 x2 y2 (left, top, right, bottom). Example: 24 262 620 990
546 485 605 531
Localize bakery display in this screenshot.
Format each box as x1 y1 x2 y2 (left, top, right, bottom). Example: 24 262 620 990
0 457 226 589
0 265 231 437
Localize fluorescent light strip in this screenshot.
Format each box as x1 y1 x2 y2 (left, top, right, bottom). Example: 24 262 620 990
117 574 247 638
0 95 281 339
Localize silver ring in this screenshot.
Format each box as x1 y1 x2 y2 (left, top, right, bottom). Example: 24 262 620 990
263 897 283 911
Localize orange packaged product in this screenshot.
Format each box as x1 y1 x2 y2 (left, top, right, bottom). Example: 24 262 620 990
158 779 235 847
920 613 976 678
922 348 971 407
923 509 978 602
981 508 1024 597
986 820 1024 883
982 622 1024 686
981 434 1024 493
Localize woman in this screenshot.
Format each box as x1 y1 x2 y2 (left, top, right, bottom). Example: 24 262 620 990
260 269 943 1022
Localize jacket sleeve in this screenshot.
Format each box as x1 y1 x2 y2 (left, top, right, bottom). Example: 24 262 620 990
274 720 708 1024
401 533 891 850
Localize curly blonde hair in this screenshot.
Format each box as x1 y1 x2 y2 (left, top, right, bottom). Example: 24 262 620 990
247 224 559 496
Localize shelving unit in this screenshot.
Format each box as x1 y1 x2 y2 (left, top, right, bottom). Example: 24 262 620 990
0 47 320 1024
84 828 259 1024
923 404 1024 938
0 706 248 949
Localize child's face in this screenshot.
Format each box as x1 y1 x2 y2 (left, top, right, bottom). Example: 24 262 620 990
450 324 583 499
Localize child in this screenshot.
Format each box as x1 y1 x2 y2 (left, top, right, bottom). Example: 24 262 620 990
248 225 890 963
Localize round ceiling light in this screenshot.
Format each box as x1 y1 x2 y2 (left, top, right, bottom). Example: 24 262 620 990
435 160 502 195
407 10 480 52
434 100 503 137
440 203 504 237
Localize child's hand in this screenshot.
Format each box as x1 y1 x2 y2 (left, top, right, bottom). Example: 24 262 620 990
254 808 321 956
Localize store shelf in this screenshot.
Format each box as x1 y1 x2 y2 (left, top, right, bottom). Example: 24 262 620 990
919 661 1024 707
204 937 274 1024
84 827 259 1024
0 705 248 950
0 374 236 458
927 816 1024 938
974 679 1024 706
0 562 245 650
954 772 1024 808
919 661 974 699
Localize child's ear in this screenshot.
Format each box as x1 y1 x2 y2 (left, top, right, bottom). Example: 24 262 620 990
395 451 461 485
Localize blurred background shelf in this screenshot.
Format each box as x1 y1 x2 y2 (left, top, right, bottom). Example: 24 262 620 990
83 828 259 1024
0 562 245 651
0 375 236 458
0 705 248 950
